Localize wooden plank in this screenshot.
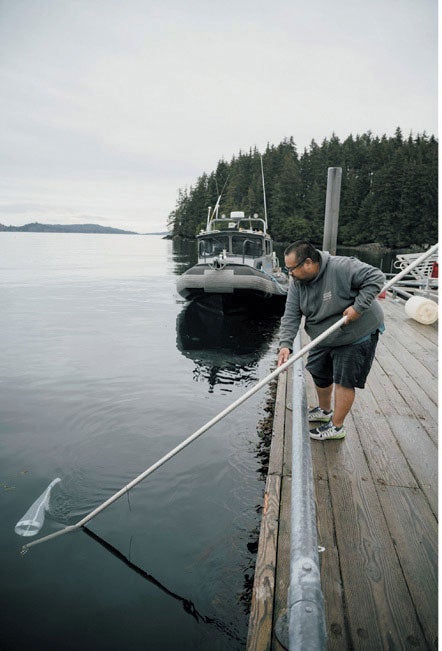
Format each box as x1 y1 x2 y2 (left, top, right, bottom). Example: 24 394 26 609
351 381 417 488
376 484 438 649
267 372 287 478
270 367 294 648
247 473 282 651
383 301 439 354
386 415 438 517
285 365 293 412
386 314 438 357
383 326 437 376
402 315 438 346
324 417 427 648
381 330 438 404
370 351 438 444
283 404 292 478
307 369 350 649
385 298 438 345
306 370 332 483
370 326 438 513
271 476 291 651
382 319 437 377
314 476 351 650
282 367 292 478
248 368 288 650
369 365 439 492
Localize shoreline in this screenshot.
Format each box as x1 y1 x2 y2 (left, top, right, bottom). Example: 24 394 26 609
166 234 423 254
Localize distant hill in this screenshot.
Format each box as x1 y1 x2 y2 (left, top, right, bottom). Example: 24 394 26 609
0 222 138 234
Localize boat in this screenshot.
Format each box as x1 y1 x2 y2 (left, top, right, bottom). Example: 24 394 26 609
176 208 289 313
176 161 289 314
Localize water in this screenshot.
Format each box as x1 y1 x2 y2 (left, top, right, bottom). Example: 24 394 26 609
0 233 282 651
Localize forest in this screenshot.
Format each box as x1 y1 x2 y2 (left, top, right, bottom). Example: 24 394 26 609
168 129 438 248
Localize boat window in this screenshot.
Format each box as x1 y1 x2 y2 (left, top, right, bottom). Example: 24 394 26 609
265 240 271 254
199 236 230 256
231 237 263 257
231 237 245 255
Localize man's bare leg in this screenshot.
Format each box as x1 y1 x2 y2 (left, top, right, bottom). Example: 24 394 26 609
315 384 333 412
333 384 355 427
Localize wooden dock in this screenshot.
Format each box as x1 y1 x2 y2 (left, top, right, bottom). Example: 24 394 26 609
247 296 438 650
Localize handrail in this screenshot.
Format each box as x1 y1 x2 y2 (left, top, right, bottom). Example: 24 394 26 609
288 333 326 650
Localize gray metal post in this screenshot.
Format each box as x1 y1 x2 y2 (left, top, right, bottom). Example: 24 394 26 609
322 167 342 255
288 334 326 650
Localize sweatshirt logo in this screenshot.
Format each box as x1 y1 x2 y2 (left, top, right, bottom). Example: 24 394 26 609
323 290 332 302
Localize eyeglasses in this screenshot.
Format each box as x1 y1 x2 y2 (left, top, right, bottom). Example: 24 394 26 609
284 258 307 273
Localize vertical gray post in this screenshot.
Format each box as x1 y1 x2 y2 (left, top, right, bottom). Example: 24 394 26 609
322 167 342 255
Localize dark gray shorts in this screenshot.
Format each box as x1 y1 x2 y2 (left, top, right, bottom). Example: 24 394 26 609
306 332 379 389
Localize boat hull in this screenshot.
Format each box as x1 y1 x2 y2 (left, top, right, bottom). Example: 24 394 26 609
176 263 288 314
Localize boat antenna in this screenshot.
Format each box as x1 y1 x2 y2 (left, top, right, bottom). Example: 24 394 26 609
260 156 268 226
209 174 230 221
210 195 222 222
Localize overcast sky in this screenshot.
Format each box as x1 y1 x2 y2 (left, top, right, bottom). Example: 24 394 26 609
0 0 437 232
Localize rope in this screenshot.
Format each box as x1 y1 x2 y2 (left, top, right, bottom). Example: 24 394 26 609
258 267 289 294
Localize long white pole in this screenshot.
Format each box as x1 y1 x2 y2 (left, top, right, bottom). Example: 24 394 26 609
22 243 438 553
22 316 347 552
260 156 268 228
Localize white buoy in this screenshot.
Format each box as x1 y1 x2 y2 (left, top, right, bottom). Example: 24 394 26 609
404 296 438 325
15 478 61 537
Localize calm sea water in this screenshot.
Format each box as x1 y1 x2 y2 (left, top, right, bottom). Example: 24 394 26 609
0 233 283 651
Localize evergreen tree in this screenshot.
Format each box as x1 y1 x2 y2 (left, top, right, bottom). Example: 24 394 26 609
168 130 438 247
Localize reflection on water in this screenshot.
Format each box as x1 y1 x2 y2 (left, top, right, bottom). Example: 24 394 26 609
176 301 280 393
171 237 198 275
83 527 243 644
174 294 281 621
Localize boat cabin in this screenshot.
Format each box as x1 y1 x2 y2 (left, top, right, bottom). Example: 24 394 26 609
197 211 275 270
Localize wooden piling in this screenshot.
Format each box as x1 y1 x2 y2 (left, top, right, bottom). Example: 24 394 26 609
322 167 342 256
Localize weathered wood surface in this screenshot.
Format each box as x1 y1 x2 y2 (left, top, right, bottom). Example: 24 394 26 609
271 476 291 651
247 370 288 651
248 296 438 650
308 297 438 649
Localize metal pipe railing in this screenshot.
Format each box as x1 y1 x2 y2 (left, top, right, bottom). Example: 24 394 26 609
288 333 326 650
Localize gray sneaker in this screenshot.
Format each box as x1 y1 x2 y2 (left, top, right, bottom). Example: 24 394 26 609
308 406 333 423
310 421 346 440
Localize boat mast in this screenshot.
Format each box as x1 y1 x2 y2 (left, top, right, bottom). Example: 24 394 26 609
260 155 268 228
210 194 222 220
207 174 230 229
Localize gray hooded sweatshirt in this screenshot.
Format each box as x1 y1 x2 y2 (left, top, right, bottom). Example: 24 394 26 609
279 251 385 350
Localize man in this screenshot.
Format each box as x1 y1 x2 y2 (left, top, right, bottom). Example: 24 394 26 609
277 240 385 440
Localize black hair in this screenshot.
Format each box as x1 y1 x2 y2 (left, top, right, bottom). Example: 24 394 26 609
284 240 320 263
